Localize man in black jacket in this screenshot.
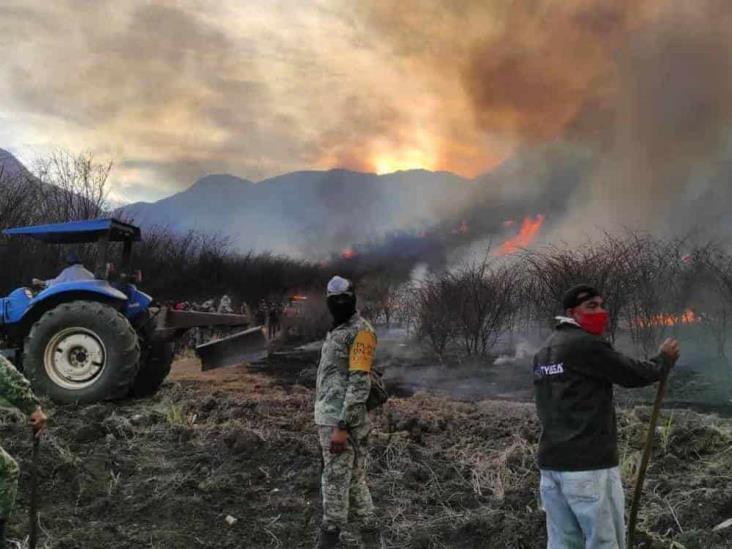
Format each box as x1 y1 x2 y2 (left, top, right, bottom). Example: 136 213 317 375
534 284 679 549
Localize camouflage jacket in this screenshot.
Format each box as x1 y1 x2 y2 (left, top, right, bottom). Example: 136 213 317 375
0 355 39 415
314 314 376 427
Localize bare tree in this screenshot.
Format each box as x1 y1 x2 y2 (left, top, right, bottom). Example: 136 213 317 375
0 168 40 229
32 149 112 222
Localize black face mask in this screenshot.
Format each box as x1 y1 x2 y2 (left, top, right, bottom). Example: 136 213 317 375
327 294 356 327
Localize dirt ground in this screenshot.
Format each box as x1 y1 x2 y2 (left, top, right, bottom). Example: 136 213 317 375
1 353 731 548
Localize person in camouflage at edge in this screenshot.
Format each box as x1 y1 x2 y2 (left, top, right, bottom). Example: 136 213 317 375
0 355 47 548
314 276 379 548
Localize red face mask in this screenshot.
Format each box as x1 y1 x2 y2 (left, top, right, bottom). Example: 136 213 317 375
575 309 609 335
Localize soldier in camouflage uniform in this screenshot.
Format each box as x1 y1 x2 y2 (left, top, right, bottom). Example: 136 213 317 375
0 355 47 547
314 276 378 548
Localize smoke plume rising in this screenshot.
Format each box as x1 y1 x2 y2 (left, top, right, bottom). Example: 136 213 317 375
2 1 732 253
355 0 732 242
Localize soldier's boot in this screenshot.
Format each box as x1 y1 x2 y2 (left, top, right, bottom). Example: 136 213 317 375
315 525 341 549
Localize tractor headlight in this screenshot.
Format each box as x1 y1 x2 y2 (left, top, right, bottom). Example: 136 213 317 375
24 289 33 299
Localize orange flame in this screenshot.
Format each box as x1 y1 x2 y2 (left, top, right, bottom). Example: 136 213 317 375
290 295 308 301
631 309 701 328
342 247 356 260
496 215 545 255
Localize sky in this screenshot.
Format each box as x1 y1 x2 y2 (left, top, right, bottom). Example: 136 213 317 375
1 0 731 215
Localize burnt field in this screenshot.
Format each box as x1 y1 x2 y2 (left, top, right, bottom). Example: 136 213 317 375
0 354 729 549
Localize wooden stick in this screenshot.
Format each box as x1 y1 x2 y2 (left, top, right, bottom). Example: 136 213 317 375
627 372 669 547
29 433 40 549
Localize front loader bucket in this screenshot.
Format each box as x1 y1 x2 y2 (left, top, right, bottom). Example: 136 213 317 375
196 326 268 371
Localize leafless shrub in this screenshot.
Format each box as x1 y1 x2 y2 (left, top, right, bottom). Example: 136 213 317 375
519 232 720 357
617 234 694 357
414 261 520 357
521 232 638 343
393 283 421 336
414 273 460 357
697 243 732 358
359 273 402 327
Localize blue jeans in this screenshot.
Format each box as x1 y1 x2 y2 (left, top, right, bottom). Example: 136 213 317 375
539 467 626 549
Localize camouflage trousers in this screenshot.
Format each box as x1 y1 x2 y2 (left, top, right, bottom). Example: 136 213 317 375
317 424 374 530
0 445 19 520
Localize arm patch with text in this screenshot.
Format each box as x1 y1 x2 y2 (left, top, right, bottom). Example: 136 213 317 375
349 330 376 372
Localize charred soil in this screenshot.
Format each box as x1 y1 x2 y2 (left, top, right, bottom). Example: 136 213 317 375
1 356 730 548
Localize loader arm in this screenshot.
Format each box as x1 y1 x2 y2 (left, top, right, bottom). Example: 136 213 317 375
152 307 268 370
160 308 252 330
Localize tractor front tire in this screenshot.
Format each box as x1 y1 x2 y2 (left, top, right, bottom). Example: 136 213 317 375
130 340 174 397
23 301 140 404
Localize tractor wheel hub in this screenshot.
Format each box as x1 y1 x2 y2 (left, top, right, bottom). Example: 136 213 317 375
44 328 107 390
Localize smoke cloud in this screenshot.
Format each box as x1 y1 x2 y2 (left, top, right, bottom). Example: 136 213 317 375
1 0 732 246
355 0 732 240
576 0 732 233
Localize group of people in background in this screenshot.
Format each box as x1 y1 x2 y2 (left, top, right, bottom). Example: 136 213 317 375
168 296 287 353
255 299 283 340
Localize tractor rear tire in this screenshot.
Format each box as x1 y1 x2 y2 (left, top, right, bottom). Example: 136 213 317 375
130 340 174 397
23 301 140 404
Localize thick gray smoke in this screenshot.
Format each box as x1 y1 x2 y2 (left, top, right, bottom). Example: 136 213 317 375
561 0 732 238
4 1 732 258
357 0 732 248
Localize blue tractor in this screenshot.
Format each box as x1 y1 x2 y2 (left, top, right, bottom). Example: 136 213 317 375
0 218 264 404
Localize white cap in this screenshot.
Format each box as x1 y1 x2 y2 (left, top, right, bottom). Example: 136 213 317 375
326 275 353 296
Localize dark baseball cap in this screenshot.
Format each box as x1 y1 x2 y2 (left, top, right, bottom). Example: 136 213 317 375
562 284 600 310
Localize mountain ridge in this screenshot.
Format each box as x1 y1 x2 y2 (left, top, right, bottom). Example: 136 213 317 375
0 146 598 258
118 168 476 256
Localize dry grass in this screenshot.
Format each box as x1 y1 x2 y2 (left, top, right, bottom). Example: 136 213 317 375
0 365 729 548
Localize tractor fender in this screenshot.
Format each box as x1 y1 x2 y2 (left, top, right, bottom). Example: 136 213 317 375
10 281 128 334
31 280 128 307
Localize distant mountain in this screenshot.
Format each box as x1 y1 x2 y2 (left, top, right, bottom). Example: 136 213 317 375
0 145 595 258
5 142 731 259
0 149 34 181
118 169 477 256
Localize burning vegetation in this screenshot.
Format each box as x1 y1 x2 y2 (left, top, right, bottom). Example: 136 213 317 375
630 309 702 329
496 215 545 256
